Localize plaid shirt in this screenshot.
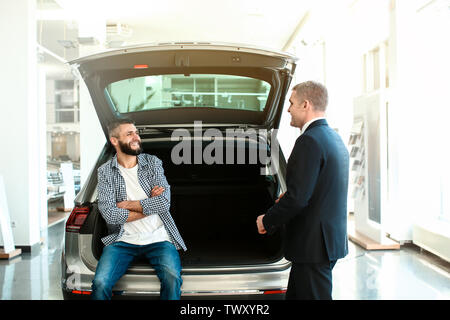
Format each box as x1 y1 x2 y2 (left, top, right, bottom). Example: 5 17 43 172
97 153 187 251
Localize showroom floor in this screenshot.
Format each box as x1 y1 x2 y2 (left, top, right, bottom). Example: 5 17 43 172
0 221 449 300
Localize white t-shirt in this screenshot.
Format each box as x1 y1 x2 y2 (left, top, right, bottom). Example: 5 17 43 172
116 163 171 245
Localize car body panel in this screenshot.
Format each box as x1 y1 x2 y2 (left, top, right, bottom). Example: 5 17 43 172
69 42 297 139
62 43 297 300
62 233 291 298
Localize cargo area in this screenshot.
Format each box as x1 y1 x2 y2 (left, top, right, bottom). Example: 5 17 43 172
91 138 284 267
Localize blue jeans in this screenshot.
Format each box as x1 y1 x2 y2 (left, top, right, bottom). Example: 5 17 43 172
91 241 182 300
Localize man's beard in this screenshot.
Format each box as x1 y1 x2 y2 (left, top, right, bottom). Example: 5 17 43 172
118 140 142 156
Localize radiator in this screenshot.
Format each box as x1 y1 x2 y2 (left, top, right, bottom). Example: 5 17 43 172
412 223 450 263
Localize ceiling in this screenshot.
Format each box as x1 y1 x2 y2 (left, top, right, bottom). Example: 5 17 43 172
36 0 450 79
36 0 318 79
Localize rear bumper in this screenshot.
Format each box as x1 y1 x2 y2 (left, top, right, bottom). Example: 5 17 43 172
63 233 290 300
62 288 286 300
61 261 290 300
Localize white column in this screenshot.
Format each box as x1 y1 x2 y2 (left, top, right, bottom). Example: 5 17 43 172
78 18 107 187
38 66 48 232
79 77 106 187
385 0 420 241
0 0 43 249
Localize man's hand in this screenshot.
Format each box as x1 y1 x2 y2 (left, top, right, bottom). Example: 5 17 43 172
275 192 285 204
126 211 146 222
255 193 283 235
256 214 267 234
151 186 165 197
116 186 164 217
117 200 143 213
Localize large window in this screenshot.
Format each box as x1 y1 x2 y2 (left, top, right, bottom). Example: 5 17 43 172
54 80 79 123
415 1 450 225
105 74 271 113
362 41 389 94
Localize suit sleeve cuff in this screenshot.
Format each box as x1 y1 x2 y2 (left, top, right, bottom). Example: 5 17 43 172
262 212 278 234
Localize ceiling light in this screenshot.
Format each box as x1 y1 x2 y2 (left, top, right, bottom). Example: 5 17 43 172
77 37 99 45
106 23 133 37
107 40 125 48
57 40 78 49
37 51 45 63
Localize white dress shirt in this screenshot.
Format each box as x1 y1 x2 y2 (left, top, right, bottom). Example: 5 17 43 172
300 117 326 135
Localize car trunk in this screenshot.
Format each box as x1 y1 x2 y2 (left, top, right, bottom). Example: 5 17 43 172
74 43 294 268
91 138 284 267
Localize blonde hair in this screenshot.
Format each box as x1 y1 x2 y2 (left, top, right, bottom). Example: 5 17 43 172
292 81 328 112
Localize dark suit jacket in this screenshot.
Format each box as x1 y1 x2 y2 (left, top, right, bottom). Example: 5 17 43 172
263 119 349 263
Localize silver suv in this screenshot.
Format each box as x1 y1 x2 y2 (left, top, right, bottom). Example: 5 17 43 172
61 42 297 299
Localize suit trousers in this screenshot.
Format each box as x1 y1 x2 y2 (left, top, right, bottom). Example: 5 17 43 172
286 260 337 300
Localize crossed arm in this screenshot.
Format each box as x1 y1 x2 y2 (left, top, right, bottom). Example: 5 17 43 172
117 186 165 222
97 155 173 226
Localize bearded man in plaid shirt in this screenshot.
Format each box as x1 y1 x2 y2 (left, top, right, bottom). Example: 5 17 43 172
91 119 186 300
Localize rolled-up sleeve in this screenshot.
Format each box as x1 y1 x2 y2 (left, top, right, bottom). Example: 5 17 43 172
97 166 129 225
139 157 171 216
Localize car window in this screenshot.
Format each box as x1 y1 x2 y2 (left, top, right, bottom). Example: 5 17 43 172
104 74 271 113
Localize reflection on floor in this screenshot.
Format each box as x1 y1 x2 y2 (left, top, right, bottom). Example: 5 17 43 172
47 197 71 227
47 210 70 228
0 221 449 300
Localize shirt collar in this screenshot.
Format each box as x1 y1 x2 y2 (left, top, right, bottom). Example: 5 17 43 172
300 117 326 135
111 153 148 169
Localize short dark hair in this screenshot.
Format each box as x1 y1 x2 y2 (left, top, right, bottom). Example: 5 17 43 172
107 119 135 138
292 81 328 112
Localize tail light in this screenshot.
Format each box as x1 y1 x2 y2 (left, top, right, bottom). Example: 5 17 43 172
263 289 287 295
133 64 148 69
65 206 90 233
71 290 91 295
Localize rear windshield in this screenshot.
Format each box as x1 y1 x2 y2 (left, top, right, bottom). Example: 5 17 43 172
105 74 271 113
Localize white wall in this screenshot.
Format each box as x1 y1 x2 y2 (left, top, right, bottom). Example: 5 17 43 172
66 133 80 161
0 0 43 248
389 0 450 241
38 67 48 232
284 0 450 244
280 1 388 156
46 79 55 124
79 44 107 187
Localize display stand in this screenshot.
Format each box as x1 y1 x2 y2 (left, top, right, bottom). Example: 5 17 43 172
347 214 400 250
0 175 22 259
348 230 400 250
0 248 22 259
348 96 399 250
57 162 75 212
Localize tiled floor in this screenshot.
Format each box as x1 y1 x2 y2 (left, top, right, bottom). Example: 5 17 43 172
1 221 449 300
0 222 65 300
333 240 450 299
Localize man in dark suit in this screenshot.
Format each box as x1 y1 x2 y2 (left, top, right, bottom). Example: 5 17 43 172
256 81 349 300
